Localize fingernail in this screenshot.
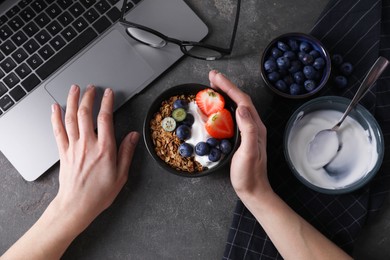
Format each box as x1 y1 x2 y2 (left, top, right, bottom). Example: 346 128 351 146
87 84 95 90
238 106 250 119
104 88 112 96
51 104 56 113
70 84 78 94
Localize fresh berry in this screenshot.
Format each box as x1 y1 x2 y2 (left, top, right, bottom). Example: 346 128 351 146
267 71 280 82
176 125 191 140
290 83 303 95
288 60 302 73
208 148 222 162
276 56 290 70
195 88 225 116
299 41 311 52
220 139 232 154
288 39 299 51
161 117 176 132
205 109 234 139
179 143 193 157
195 142 210 156
283 51 296 60
264 59 277 73
304 80 316 92
275 80 288 92
206 138 220 147
182 113 194 126
340 62 353 76
173 99 188 110
277 41 290 52
303 65 316 79
331 54 343 66
313 57 325 70
301 53 314 65
309 50 320 59
172 108 187 122
293 71 305 84
271 47 282 58
334 75 348 88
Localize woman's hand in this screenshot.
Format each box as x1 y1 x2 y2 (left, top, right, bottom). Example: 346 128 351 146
208 70 272 199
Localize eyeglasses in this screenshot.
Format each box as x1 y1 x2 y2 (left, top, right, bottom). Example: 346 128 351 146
119 0 241 61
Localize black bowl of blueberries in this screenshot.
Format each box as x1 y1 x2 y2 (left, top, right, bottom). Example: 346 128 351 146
261 32 331 99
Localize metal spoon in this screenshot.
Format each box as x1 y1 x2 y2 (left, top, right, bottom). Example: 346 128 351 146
307 56 389 169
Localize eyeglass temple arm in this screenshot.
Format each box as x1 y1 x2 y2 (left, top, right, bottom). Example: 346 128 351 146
228 0 241 51
120 0 128 20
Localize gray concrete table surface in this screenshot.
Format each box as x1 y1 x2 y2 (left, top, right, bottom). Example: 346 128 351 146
1 0 390 259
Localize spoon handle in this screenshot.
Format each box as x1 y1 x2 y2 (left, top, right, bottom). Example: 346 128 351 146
332 56 389 130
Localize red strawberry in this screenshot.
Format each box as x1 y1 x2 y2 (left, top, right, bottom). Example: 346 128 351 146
205 109 234 139
195 88 225 116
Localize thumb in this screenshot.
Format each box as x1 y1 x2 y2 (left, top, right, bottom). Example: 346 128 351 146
235 106 259 155
117 132 140 177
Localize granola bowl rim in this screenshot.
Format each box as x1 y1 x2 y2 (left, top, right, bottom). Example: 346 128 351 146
143 83 239 177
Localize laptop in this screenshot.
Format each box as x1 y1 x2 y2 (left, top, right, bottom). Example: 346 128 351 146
0 0 208 181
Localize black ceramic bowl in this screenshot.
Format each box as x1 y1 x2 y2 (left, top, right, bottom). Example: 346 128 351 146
143 84 239 177
260 32 331 99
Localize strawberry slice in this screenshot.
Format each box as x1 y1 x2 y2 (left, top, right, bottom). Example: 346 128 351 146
195 88 225 116
205 109 234 139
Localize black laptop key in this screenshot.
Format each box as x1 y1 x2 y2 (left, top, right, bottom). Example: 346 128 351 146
0 95 14 111
0 57 16 73
125 2 134 12
0 82 7 97
36 28 97 80
6 6 20 19
0 15 8 27
92 16 111 34
18 0 30 9
15 63 32 79
0 40 16 55
95 1 110 14
20 7 36 23
31 0 48 13
26 53 43 69
38 44 55 60
80 0 97 9
84 7 99 23
46 3 62 19
49 35 66 51
47 20 63 36
9 85 26 101
35 29 51 45
35 12 51 28
0 67 4 78
72 17 89 33
8 16 25 31
22 21 39 37
132 0 142 4
23 38 40 54
3 72 20 89
11 31 28 46
106 7 121 23
57 0 74 10
11 48 28 64
0 24 13 41
21 73 41 92
69 3 86 18
107 0 120 5
61 26 77 41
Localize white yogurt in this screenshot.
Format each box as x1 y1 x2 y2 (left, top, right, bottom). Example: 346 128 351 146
287 110 378 189
185 102 219 169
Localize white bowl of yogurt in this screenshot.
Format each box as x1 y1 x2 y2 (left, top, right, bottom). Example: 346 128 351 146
284 96 384 194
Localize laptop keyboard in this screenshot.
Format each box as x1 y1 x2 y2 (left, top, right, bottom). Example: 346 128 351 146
0 0 141 117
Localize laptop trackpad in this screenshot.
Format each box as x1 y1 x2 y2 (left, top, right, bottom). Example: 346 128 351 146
45 29 155 111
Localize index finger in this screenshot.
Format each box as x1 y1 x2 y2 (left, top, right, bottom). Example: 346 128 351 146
97 88 115 148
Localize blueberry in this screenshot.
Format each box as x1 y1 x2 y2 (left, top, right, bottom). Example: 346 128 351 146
309 50 320 59
267 71 280 82
271 47 282 58
220 139 232 154
288 60 302 73
173 99 188 110
277 41 290 52
298 51 306 61
313 57 325 70
340 62 353 76
206 138 220 147
334 75 348 88
195 142 210 156
283 75 294 86
178 143 193 157
276 56 290 70
331 54 343 67
182 113 194 126
303 66 317 79
208 148 222 162
264 59 277 73
293 71 305 84
176 125 191 140
275 80 288 92
283 51 296 60
301 53 314 65
299 41 311 52
290 83 303 95
288 39 299 51
304 80 317 92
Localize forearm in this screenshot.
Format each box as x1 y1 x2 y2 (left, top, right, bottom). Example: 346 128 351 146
2 197 88 260
239 191 352 260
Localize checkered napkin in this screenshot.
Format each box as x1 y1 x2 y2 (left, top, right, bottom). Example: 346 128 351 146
223 0 390 259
